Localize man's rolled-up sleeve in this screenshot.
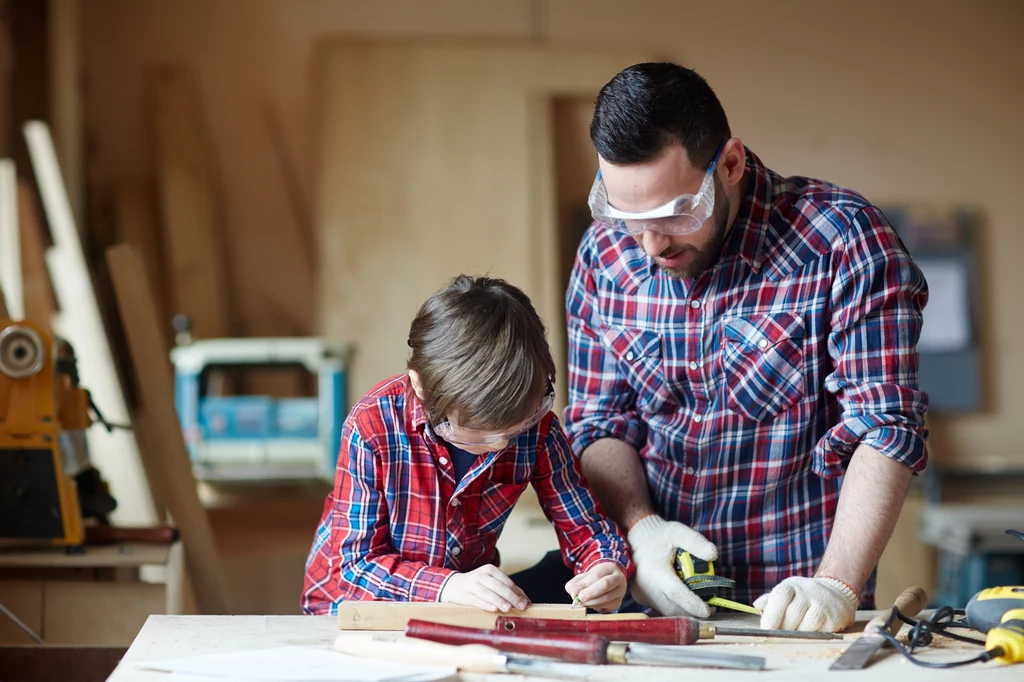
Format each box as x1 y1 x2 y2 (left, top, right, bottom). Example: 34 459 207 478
564 229 646 456
817 206 930 476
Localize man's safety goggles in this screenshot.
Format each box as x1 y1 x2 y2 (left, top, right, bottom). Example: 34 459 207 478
588 141 725 236
433 384 555 449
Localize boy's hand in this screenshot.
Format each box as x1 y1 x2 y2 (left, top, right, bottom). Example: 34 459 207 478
565 562 627 613
439 565 531 612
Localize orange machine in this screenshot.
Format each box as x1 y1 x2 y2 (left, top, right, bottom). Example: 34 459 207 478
0 319 114 550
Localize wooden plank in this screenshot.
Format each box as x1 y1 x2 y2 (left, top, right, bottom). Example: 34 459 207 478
112 181 169 342
337 602 646 631
22 120 156 527
48 0 83 232
106 242 230 615
148 65 231 340
0 158 19 319
16 180 56 327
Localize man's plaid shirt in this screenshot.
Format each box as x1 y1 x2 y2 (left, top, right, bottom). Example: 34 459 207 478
564 146 929 606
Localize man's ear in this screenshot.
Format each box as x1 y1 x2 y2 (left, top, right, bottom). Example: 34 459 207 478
408 369 425 400
719 137 746 188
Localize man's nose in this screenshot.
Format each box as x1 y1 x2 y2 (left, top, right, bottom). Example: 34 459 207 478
639 229 670 258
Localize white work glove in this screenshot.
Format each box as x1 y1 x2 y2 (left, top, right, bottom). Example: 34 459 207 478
627 514 718 618
754 576 858 632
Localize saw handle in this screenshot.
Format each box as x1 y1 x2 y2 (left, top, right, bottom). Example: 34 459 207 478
406 618 609 664
865 586 929 636
494 615 700 645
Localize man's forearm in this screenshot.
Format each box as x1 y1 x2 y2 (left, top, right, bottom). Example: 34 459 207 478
580 437 656 530
815 443 914 595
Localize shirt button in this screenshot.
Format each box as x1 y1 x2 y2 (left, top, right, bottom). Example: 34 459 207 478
625 351 634 361
689 361 698 371
439 457 449 466
451 498 460 506
758 339 768 349
451 546 461 556
690 300 700 309
693 414 702 423
686 466 696 475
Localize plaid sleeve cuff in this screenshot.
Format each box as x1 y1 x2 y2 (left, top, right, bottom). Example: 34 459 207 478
565 410 647 458
410 565 456 602
815 414 928 477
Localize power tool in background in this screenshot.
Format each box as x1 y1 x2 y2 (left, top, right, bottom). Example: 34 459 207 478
0 319 118 551
674 550 761 616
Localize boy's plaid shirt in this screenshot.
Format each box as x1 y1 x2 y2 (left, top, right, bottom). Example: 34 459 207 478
301 374 632 615
564 147 929 606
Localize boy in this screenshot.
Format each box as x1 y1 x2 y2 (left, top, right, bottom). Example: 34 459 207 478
302 275 632 614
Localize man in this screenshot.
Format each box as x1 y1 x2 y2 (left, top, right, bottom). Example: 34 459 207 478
563 62 929 633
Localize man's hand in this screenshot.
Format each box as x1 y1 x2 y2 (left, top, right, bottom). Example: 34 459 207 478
754 576 858 632
439 565 530 612
565 562 627 613
627 514 718 617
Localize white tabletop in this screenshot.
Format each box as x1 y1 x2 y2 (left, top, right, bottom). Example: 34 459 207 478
107 611 1018 681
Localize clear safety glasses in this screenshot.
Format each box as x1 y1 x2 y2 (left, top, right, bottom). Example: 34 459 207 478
433 384 555 449
588 141 725 236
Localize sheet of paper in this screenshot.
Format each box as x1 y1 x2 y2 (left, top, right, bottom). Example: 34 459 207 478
133 645 457 682
917 259 970 352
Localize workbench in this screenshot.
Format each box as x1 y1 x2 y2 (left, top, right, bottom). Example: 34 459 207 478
106 610 1019 681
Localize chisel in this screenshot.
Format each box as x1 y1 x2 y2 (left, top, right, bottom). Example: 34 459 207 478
829 586 929 670
494 615 843 642
405 619 767 670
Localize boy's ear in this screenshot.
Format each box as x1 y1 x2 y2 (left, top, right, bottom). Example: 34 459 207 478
408 369 425 400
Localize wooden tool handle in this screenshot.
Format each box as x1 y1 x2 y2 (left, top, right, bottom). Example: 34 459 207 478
407 618 609 664
494 615 700 645
866 586 929 635
333 634 502 673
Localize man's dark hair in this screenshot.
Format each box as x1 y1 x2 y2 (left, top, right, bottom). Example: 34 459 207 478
591 62 731 169
407 275 555 431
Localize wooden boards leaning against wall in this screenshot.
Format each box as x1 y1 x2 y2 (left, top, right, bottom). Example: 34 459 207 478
23 120 157 527
315 42 652 409
106 243 230 615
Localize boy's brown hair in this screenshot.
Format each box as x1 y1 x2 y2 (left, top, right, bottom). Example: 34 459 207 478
407 275 555 431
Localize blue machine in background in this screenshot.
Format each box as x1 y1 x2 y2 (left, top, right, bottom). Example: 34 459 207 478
170 337 351 482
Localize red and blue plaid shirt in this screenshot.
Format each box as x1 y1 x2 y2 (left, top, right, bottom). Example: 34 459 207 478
564 147 929 607
302 374 633 615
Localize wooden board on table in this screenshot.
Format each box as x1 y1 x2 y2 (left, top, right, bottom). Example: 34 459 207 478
337 601 647 631
106 242 230 615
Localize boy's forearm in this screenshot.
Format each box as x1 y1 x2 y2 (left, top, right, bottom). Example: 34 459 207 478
580 437 656 531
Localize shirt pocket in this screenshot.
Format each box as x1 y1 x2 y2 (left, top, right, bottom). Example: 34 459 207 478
721 312 806 422
600 326 669 413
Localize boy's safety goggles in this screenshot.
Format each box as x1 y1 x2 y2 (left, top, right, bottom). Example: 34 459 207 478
587 140 725 236
433 385 555 448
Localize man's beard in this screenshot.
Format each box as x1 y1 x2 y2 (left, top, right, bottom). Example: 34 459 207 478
656 182 730 280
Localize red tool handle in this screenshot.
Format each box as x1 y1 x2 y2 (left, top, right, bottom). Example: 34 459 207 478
494 615 700 645
405 619 609 664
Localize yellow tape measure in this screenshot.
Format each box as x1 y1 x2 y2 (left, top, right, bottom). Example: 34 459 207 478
675 550 761 616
